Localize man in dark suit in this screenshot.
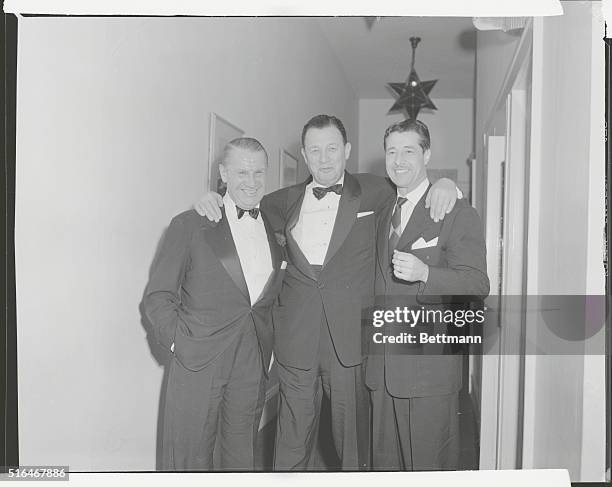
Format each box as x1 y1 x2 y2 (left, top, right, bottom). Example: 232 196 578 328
194 115 461 470
262 117 393 470
364 119 489 470
144 137 285 470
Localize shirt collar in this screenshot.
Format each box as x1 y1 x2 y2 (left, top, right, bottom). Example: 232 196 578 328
397 178 430 206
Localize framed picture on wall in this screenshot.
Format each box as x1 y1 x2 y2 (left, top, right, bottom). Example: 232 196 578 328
208 112 244 192
279 148 298 188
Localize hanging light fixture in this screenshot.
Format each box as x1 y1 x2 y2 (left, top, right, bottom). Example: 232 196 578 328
387 36 438 120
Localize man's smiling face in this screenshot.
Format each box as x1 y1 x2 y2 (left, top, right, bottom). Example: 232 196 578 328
384 130 430 194
219 147 267 209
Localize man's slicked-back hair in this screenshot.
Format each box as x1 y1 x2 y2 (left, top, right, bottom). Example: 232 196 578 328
221 137 268 165
301 114 348 147
383 119 431 152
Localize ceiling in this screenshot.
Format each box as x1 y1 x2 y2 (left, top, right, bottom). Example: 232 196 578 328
316 17 477 99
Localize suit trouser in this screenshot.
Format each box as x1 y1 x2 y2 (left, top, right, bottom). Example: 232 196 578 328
370 385 460 470
274 314 367 470
161 323 266 471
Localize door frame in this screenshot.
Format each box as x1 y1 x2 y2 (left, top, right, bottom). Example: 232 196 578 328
477 19 533 470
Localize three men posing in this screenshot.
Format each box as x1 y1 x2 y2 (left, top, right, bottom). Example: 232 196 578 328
144 115 488 471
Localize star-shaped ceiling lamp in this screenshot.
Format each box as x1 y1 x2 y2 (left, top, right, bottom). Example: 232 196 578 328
388 37 438 120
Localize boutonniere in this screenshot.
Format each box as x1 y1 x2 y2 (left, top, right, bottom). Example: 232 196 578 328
275 232 287 247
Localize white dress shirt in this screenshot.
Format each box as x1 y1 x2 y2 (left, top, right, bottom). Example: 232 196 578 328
291 174 345 265
390 179 464 236
391 178 430 237
224 193 273 305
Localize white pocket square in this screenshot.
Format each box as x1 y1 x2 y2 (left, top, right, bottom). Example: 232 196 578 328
357 211 374 218
280 260 287 270
411 237 438 250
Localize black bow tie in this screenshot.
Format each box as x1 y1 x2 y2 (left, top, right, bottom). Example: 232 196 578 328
312 184 343 200
237 206 260 220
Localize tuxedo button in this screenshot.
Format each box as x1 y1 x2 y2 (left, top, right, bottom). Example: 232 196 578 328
317 282 325 289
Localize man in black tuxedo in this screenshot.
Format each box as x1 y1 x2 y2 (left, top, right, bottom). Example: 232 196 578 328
144 137 285 470
364 119 489 470
194 115 460 470
263 116 394 470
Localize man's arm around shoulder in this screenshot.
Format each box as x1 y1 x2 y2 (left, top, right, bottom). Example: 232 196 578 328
353 173 396 211
260 185 295 232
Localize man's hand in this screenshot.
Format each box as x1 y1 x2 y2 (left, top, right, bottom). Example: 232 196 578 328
425 177 459 222
194 192 224 222
392 250 429 283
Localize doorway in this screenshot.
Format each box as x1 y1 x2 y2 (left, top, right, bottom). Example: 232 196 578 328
472 20 533 471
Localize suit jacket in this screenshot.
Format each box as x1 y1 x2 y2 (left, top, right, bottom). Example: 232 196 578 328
260 171 395 370
365 185 489 397
144 208 285 374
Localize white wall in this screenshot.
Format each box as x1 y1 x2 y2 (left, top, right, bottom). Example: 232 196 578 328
15 16 359 470
522 3 606 481
471 26 523 470
358 98 473 197
471 3 605 481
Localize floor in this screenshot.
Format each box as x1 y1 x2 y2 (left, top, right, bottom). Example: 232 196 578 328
254 359 480 471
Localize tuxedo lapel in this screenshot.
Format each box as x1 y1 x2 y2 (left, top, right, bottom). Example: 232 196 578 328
286 177 310 231
284 177 318 281
202 208 250 302
254 211 283 305
323 171 362 266
263 212 282 272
